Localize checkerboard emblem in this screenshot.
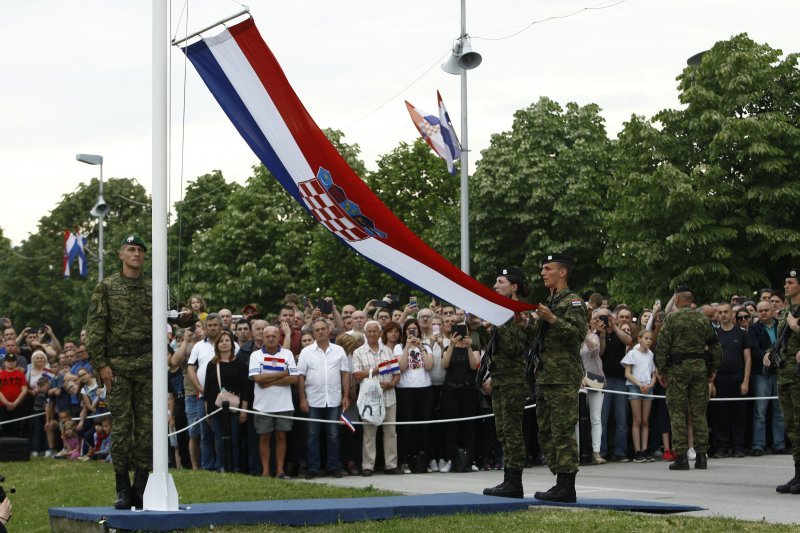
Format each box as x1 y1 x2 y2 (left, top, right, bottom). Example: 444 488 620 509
299 179 370 242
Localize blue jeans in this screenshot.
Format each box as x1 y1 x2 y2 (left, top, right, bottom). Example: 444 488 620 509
751 372 785 451
200 401 216 470
601 378 629 457
307 406 341 473
184 395 203 438
210 410 240 472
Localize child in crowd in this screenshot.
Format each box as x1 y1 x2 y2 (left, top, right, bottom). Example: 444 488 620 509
621 329 656 462
30 376 54 456
55 419 81 460
81 417 112 461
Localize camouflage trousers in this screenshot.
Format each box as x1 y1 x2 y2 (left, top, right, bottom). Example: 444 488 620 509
666 365 709 455
537 384 579 474
492 383 527 470
777 377 800 464
108 364 153 474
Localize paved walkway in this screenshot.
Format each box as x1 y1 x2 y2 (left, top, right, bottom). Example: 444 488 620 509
305 454 800 525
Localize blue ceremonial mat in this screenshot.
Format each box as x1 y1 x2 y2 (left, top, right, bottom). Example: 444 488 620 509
49 492 704 531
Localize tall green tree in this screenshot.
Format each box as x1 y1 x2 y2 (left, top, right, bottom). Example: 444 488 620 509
470 97 613 294
604 34 800 306
0 178 150 338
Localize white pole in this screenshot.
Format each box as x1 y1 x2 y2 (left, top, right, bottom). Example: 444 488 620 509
98 162 105 281
144 0 179 511
459 0 470 275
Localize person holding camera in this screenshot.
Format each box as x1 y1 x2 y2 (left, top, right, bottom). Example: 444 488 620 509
0 495 12 533
395 319 434 473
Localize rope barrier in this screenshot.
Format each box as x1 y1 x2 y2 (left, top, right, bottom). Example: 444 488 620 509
0 387 782 429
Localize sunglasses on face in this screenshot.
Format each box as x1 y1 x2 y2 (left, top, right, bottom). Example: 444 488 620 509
736 315 749 320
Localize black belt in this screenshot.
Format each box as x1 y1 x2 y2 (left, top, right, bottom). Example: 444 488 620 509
109 343 151 356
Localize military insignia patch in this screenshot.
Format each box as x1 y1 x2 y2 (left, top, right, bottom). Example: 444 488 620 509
571 299 583 307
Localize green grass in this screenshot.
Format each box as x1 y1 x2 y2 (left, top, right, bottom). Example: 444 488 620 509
2 458 796 532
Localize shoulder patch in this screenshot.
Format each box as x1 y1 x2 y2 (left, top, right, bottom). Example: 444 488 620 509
571 299 583 307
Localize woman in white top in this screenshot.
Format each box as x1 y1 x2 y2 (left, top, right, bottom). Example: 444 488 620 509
394 319 433 472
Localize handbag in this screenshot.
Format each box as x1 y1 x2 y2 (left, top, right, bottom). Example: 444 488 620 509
583 371 606 390
214 362 241 408
356 369 385 426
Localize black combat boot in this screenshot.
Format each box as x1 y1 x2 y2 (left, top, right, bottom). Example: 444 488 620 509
492 469 523 499
668 454 690 470
131 468 149 509
535 473 577 503
114 471 132 510
694 452 707 470
483 469 509 496
777 463 800 494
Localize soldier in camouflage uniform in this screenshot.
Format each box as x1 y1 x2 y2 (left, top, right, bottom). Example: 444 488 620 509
86 234 153 510
481 267 536 499
654 286 721 471
532 253 587 503
765 269 800 494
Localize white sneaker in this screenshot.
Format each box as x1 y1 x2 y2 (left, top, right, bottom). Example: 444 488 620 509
687 447 696 460
428 459 440 472
31 451 39 457
471 464 479 472
45 450 55 458
439 460 452 473
403 464 412 474
437 459 448 471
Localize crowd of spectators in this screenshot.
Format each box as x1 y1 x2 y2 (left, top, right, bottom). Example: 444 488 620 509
0 287 791 478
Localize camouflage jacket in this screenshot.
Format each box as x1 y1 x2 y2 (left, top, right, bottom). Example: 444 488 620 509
85 271 153 372
776 303 800 385
533 288 586 385
654 307 721 375
478 318 536 387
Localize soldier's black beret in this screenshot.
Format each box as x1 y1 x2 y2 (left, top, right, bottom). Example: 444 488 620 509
674 285 693 294
541 253 572 266
498 267 525 283
120 234 147 251
785 268 799 281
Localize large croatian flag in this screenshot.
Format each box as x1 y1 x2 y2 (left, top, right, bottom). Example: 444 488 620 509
183 18 534 325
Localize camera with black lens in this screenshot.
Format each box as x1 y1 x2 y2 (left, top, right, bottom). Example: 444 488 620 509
0 474 15 503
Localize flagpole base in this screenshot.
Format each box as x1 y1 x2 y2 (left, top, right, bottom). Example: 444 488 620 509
143 472 179 511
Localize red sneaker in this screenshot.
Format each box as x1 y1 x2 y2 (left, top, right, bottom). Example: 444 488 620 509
663 449 676 461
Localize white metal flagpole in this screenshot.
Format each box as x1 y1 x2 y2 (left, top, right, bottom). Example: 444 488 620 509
144 0 179 511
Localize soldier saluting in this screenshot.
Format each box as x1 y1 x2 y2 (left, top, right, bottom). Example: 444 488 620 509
654 285 722 471
764 268 800 494
531 253 587 503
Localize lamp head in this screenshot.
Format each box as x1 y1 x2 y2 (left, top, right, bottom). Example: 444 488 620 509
76 153 103 166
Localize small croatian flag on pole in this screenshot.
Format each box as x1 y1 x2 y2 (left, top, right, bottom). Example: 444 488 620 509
378 358 400 375
340 412 356 433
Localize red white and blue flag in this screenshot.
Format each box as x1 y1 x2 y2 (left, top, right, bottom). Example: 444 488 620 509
405 91 461 175
339 412 356 433
63 229 88 278
262 355 288 372
378 358 401 375
182 18 535 325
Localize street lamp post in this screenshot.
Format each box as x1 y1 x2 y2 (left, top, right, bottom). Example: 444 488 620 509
442 0 481 275
76 153 108 281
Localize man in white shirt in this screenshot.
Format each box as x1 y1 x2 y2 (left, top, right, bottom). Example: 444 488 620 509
249 326 298 479
297 319 350 478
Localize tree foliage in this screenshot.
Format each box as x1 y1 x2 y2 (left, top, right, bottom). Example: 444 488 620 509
0 178 150 338
470 97 613 294
603 34 800 306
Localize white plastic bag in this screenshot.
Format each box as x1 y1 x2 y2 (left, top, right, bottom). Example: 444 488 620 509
357 369 385 426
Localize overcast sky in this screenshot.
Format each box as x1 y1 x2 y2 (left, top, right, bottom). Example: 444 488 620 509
1 0 797 245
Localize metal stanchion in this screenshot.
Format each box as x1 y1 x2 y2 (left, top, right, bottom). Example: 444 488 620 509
220 401 233 473
578 391 592 464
